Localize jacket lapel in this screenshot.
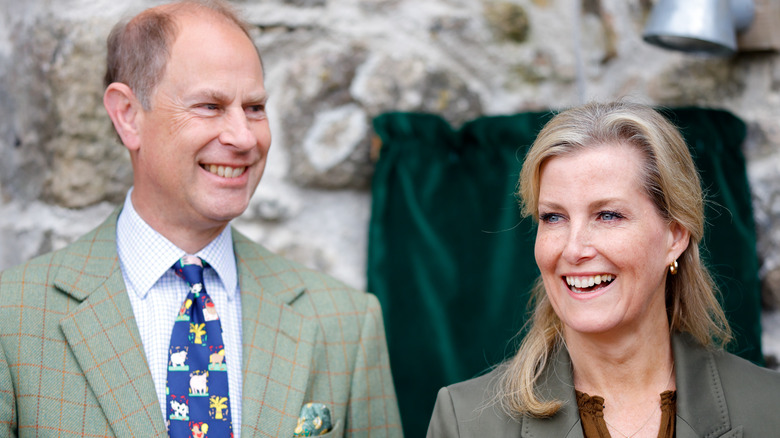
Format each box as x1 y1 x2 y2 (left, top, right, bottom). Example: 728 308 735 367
234 231 317 438
55 210 166 438
520 334 742 438
673 333 739 438
522 346 584 438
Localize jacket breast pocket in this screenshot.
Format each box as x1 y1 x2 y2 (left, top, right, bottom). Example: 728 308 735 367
719 426 743 438
317 420 343 437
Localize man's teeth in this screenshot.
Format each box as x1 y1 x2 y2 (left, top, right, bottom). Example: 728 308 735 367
565 274 615 289
205 164 246 178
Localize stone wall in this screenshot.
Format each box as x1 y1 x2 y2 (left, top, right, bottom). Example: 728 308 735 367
3 0 780 360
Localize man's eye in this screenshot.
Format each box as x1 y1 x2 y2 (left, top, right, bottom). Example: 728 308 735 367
246 104 267 119
194 104 219 112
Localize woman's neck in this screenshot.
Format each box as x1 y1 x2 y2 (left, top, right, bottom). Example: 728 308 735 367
566 319 674 397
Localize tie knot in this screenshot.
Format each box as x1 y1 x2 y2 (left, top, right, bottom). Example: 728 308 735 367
173 255 206 287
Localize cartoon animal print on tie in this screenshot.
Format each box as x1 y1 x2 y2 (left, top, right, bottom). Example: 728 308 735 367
169 348 188 370
208 346 227 371
166 255 232 437
191 422 208 438
170 398 189 421
190 371 209 396
203 295 219 321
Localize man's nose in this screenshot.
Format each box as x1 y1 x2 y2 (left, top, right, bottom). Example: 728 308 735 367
219 108 256 150
561 221 597 264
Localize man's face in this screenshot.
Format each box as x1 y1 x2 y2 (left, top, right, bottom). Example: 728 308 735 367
131 12 270 235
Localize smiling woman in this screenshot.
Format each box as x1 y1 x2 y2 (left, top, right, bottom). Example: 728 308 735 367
426 101 780 438
534 143 686 339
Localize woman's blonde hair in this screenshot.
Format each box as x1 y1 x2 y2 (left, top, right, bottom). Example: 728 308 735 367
497 101 732 418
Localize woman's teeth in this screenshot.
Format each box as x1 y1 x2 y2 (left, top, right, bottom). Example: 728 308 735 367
565 274 615 290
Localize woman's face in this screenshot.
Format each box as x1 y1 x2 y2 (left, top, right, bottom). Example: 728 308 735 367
534 143 689 339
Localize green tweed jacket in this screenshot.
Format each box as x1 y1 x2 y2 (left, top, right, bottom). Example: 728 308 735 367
0 210 402 437
427 332 780 437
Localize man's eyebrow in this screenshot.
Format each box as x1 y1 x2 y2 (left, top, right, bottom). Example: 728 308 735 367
189 89 268 104
245 92 268 103
190 89 230 103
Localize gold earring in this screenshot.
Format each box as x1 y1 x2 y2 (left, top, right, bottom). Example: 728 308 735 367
669 259 678 275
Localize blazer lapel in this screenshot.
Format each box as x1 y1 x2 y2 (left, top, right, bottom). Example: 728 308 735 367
522 346 584 438
521 334 743 438
56 211 166 438
234 231 317 438
673 332 739 438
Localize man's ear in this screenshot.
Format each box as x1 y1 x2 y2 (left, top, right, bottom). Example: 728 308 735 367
104 83 143 151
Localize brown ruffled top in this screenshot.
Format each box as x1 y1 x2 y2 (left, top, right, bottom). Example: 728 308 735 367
575 390 676 438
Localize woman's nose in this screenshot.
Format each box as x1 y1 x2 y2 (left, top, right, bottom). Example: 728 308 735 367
562 222 597 264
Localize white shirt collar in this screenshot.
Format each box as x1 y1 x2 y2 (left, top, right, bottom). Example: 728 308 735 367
116 188 238 301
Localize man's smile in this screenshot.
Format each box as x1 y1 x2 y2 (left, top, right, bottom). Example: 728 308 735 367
200 163 247 178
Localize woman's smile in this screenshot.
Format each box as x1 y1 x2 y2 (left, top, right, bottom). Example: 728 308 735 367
565 274 615 293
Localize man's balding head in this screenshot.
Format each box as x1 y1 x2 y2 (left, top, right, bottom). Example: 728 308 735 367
104 0 258 110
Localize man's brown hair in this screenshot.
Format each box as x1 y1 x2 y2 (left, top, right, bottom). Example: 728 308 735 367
104 0 257 110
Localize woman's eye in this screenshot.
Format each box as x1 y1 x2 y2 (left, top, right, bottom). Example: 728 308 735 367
599 211 623 221
540 213 562 224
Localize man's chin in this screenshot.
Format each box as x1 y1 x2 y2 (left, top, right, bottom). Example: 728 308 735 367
201 202 251 224
204 210 246 224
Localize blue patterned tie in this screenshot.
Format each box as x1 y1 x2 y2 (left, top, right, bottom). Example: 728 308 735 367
166 255 233 438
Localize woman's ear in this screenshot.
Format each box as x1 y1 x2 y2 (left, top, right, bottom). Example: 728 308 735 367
103 83 143 151
669 221 691 262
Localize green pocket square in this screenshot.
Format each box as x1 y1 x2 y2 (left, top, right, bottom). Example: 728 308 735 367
293 403 333 437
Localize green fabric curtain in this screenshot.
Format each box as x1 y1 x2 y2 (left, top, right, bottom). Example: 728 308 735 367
368 108 762 438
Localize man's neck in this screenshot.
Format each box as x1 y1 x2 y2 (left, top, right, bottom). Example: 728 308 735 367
130 191 228 254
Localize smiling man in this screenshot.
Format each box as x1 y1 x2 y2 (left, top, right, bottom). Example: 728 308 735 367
0 1 401 437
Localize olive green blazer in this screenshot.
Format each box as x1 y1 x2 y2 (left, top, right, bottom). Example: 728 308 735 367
428 333 780 437
0 209 402 437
